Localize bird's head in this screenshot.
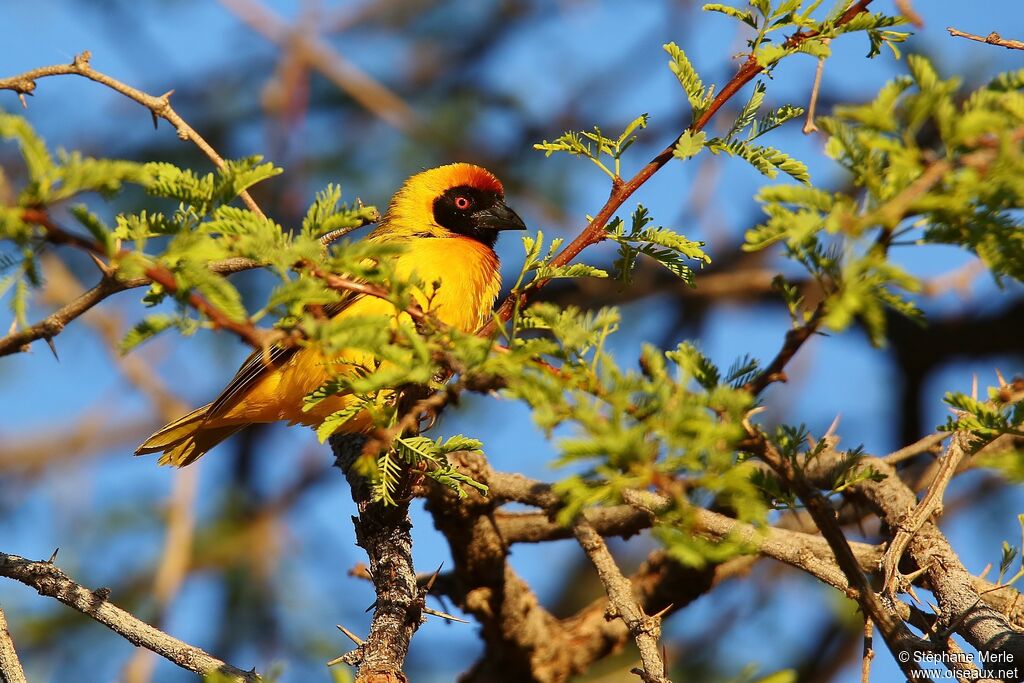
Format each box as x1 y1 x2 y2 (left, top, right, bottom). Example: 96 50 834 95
377 163 527 248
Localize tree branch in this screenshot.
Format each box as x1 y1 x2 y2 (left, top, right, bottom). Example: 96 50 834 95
947 27 1024 51
330 435 421 683
750 431 933 678
218 0 418 132
799 437 1024 676
0 52 265 216
572 521 669 683
879 431 971 597
485 0 876 329
0 552 259 683
0 607 27 683
143 263 270 350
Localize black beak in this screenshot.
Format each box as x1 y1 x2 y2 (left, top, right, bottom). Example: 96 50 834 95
474 199 527 232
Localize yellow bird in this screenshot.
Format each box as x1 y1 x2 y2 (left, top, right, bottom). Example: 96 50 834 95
136 163 525 466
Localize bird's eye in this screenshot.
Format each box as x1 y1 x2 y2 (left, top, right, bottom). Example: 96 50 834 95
454 195 472 210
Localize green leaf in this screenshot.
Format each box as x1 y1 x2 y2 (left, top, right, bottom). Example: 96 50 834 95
664 42 713 119
673 130 707 161
728 81 767 140
316 399 372 442
707 137 810 183
69 205 114 255
755 44 791 68
212 156 282 205
702 3 758 28
0 113 55 199
119 314 179 353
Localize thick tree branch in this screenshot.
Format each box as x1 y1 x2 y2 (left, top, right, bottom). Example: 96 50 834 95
0 552 259 682
0 607 27 683
331 435 420 683
798 437 1024 677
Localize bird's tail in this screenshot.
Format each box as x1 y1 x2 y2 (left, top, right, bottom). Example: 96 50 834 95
135 403 242 467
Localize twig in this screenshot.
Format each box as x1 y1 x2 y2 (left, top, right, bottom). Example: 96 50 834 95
573 520 669 683
0 606 27 683
143 263 270 349
299 259 428 324
895 0 923 28
742 304 825 395
218 0 417 131
802 39 830 134
0 52 266 216
861 618 875 683
0 216 378 357
880 432 971 598
882 432 949 465
0 552 259 682
947 27 1024 51
0 275 124 356
750 433 932 679
484 0 877 330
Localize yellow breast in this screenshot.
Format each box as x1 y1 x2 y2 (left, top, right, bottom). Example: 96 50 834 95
219 235 502 427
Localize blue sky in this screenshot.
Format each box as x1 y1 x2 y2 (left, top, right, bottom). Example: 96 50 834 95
2 1 1024 681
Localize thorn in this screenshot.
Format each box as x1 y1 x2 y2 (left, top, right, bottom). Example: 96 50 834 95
995 368 1008 389
824 413 842 440
422 606 468 623
365 600 377 613
650 602 674 621
971 374 978 400
47 547 60 563
151 110 159 130
906 584 923 606
18 93 28 109
159 89 175 101
336 624 364 646
902 564 929 585
423 562 444 593
87 252 115 277
326 655 346 667
45 336 59 361
979 562 992 581
7 319 17 336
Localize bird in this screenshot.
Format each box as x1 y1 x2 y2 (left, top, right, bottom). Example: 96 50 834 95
136 163 526 467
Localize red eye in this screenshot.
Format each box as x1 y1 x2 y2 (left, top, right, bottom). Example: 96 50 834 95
454 195 472 210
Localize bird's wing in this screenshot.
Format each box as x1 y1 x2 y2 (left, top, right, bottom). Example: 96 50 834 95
204 292 364 421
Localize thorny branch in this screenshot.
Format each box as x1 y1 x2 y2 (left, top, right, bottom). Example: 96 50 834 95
0 211 377 357
0 51 266 216
0 552 259 683
573 520 669 683
749 432 933 679
330 435 421 683
485 0 876 329
0 606 27 683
